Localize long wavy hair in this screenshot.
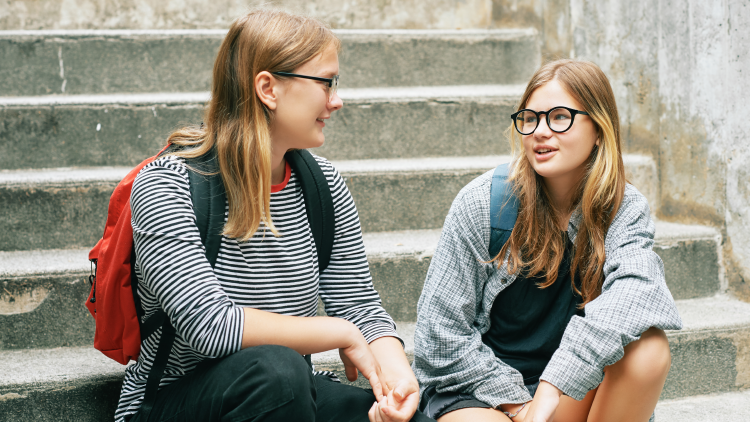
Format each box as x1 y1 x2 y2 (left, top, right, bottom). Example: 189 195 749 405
493 59 626 307
166 9 340 240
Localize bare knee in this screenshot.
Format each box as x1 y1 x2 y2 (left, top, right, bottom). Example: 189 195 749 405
608 327 671 383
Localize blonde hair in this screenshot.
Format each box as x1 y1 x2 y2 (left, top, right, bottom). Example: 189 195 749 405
166 9 340 241
494 59 626 307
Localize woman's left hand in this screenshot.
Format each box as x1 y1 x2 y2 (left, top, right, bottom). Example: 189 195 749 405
367 336 420 422
368 379 420 422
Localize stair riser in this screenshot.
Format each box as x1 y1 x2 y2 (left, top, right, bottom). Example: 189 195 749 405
0 275 93 350
0 376 121 422
662 326 750 399
0 169 484 250
1 235 720 351
0 31 539 96
0 99 516 169
0 157 662 251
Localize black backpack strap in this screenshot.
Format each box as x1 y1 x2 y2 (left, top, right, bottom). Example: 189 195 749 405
135 146 225 422
138 320 175 422
488 163 519 259
286 149 335 273
186 150 226 267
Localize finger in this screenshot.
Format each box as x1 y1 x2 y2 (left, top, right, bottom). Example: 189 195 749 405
377 401 394 422
392 380 415 402
367 371 384 401
368 401 378 422
384 392 419 421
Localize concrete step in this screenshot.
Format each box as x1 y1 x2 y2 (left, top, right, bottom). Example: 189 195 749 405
0 219 720 350
0 29 539 96
0 155 658 251
655 389 750 422
0 86 523 169
0 0 497 32
1 296 748 421
364 221 722 322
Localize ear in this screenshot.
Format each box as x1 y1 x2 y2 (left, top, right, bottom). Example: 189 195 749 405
255 71 279 110
595 137 600 147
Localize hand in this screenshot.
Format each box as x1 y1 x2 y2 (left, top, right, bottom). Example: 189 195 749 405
368 379 420 422
515 382 562 422
338 330 385 400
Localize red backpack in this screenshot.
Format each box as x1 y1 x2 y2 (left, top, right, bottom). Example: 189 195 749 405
85 146 334 412
85 144 171 365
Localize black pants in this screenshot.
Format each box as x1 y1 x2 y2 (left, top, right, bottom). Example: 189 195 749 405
128 345 434 422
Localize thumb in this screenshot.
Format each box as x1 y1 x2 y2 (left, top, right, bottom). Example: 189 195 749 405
393 382 408 402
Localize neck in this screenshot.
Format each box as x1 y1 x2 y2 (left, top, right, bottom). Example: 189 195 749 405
271 148 287 185
541 170 585 228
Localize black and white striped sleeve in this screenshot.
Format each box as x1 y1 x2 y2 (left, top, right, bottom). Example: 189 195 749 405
130 157 244 358
314 156 400 344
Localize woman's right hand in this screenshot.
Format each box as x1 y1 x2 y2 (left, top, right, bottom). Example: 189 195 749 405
338 325 385 400
512 381 561 422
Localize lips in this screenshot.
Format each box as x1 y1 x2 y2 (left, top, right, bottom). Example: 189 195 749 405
532 145 558 161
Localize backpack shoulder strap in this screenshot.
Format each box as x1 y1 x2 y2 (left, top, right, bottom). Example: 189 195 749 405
285 149 335 273
185 151 225 269
489 163 519 259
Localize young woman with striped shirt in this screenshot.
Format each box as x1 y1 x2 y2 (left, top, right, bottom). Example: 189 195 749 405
118 9 429 422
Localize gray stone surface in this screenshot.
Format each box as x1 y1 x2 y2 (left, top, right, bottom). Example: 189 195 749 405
0 219 720 350
0 275 94 350
564 0 750 301
0 0 497 31
655 389 750 422
1 297 749 421
0 29 538 95
0 155 668 250
363 221 723 322
0 85 522 169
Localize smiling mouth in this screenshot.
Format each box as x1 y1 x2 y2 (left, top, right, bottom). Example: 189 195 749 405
536 148 556 154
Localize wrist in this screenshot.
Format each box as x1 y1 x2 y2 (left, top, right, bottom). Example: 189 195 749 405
340 319 363 348
538 381 563 398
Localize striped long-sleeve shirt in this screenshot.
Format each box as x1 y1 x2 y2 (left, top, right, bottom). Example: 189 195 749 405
115 153 398 422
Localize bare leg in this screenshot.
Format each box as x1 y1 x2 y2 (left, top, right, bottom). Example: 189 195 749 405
586 327 671 422
438 407 512 422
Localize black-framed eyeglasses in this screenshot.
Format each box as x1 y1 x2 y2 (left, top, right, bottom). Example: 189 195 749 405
272 72 339 102
511 106 590 135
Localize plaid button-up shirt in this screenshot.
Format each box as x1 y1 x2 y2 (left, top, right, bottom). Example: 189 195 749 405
413 169 683 410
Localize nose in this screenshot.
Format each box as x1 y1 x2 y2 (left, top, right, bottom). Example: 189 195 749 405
533 113 553 138
328 91 343 112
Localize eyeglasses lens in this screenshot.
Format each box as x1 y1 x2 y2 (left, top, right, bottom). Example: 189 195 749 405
548 107 573 132
515 110 537 135
329 75 339 101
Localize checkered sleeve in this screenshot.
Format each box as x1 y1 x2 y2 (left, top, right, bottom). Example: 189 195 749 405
540 185 683 400
412 172 533 407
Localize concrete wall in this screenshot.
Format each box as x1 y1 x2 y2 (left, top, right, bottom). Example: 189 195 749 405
564 0 750 300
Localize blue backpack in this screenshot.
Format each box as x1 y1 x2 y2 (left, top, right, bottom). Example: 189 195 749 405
488 163 520 258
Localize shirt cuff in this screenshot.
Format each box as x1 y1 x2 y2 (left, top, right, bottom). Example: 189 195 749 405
540 348 604 401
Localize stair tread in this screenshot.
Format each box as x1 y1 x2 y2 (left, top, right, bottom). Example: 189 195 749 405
655 389 750 421
0 154 659 184
0 84 525 107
